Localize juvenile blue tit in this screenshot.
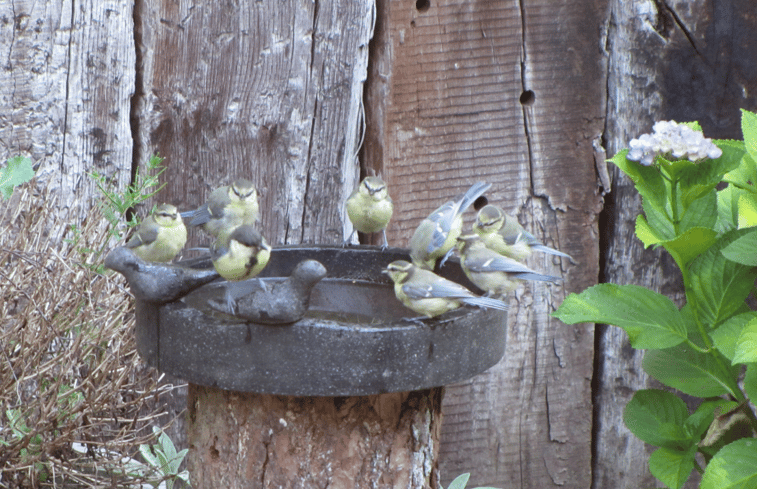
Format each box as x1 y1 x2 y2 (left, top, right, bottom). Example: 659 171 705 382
473 204 573 262
210 225 272 282
409 181 491 270
182 178 259 238
383 260 508 319
211 225 272 314
125 204 187 263
456 234 561 299
345 176 394 247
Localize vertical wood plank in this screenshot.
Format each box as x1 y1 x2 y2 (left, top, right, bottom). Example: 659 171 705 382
363 0 605 486
134 0 372 246
0 0 134 228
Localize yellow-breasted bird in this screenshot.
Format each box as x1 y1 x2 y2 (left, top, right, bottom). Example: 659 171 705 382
473 204 573 262
456 234 561 299
211 225 271 282
409 181 491 270
126 204 187 263
383 260 508 319
182 178 259 238
211 225 272 314
345 176 394 247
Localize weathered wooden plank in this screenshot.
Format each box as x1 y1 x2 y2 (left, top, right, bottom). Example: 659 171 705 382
0 0 134 229
363 0 604 486
134 0 370 246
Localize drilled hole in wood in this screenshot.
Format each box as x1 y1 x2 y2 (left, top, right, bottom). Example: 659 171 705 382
416 0 430 13
520 90 535 106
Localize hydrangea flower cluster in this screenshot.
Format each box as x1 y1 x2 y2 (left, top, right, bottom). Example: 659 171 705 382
626 120 723 166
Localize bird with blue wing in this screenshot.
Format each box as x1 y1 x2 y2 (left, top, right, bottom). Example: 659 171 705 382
182 178 259 239
456 234 562 299
126 204 187 263
473 204 573 263
409 181 491 270
383 260 508 319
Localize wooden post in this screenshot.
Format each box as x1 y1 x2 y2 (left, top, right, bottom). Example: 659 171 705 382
134 0 447 486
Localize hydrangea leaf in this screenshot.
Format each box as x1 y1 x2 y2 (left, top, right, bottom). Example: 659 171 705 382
552 284 687 350
736 193 757 229
732 317 757 364
710 312 757 362
649 447 696 489
689 228 757 327
623 389 691 449
741 108 757 163
721 228 757 266
643 344 740 398
700 438 757 489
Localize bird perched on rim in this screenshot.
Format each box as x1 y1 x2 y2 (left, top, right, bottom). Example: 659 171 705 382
473 204 573 263
125 204 187 263
345 176 394 247
211 225 272 282
383 260 508 319
211 225 272 313
181 178 259 238
456 234 562 299
409 181 491 270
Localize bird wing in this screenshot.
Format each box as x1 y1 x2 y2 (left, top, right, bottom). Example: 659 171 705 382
126 225 159 248
531 244 574 260
185 204 212 226
464 253 536 274
402 277 474 300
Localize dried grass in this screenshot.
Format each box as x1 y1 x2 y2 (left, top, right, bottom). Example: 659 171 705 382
1 183 178 488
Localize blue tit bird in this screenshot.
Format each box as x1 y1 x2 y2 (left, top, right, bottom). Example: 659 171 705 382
473 204 573 262
211 225 272 313
125 204 187 263
345 176 394 247
409 181 491 270
456 234 562 299
383 260 508 319
211 225 271 281
182 178 259 238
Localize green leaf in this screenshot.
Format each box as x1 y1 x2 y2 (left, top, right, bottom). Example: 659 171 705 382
717 184 742 233
661 227 718 270
678 191 717 233
710 313 757 362
642 197 676 241
689 228 757 328
623 389 691 449
741 108 757 163
552 284 687 349
721 228 757 265
446 473 471 489
636 215 663 248
0 155 35 199
683 400 733 441
609 150 669 216
648 447 696 489
643 344 740 398
737 193 757 228
733 318 757 364
700 438 757 489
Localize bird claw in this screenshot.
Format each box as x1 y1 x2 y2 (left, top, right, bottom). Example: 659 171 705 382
438 248 455 268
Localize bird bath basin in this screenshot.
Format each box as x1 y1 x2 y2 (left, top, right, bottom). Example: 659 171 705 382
114 245 507 396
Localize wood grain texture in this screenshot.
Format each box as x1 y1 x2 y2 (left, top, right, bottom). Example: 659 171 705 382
363 0 605 486
187 386 443 488
0 0 134 230
599 1 757 487
134 0 372 246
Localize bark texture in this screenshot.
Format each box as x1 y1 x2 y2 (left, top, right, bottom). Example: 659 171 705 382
187 386 443 488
